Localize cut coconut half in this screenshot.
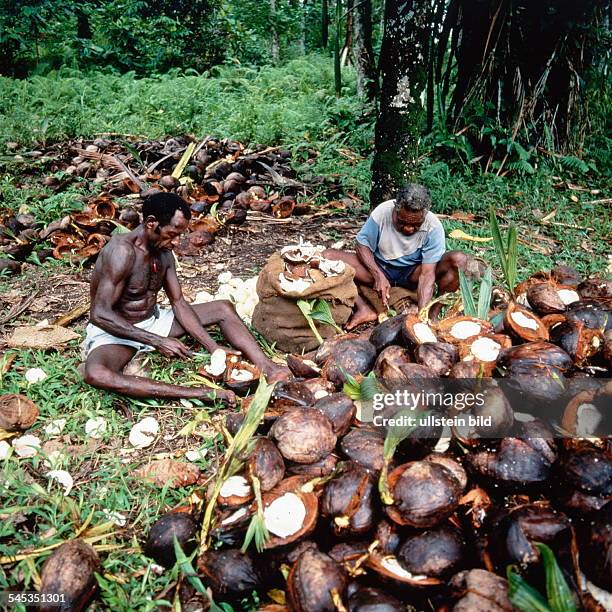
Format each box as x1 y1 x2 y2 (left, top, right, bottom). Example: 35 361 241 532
464 334 512 363
402 315 438 345
504 302 549 342
278 273 312 294
220 506 249 526
218 475 253 507
561 390 603 437
367 553 441 586
261 482 319 548
557 289 580 306
318 258 345 276
436 316 493 344
224 361 260 395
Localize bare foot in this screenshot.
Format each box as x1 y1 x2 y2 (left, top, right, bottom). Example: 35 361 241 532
264 363 292 383
345 307 378 330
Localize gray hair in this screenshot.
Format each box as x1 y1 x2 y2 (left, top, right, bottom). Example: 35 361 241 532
394 184 432 212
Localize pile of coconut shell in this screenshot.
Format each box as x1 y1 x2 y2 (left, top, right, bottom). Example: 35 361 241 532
138 265 611 610
0 136 330 273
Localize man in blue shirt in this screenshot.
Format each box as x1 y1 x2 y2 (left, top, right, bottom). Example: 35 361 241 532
324 184 467 329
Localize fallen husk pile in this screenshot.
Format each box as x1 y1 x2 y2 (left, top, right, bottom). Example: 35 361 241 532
0 136 334 272
141 265 611 610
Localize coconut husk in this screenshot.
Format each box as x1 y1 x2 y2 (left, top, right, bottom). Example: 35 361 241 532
133 459 201 488
7 324 80 349
358 284 417 314
252 252 357 353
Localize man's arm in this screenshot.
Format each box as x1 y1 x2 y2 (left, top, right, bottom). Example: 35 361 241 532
90 242 170 348
162 255 219 352
417 263 437 310
356 243 391 305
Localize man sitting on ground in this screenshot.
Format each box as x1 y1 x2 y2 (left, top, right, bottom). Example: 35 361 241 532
82 192 288 403
324 183 467 329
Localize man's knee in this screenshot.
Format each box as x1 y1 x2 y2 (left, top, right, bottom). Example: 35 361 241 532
216 299 237 320
441 250 468 269
83 362 112 388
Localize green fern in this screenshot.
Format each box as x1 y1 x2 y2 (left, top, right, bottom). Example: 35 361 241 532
558 155 590 174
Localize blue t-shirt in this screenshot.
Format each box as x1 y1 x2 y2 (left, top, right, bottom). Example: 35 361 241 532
356 200 446 268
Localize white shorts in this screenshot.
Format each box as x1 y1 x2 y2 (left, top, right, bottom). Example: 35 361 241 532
81 307 175 359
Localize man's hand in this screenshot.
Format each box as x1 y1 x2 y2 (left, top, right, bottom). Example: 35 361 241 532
155 337 193 359
201 388 236 407
373 272 391 306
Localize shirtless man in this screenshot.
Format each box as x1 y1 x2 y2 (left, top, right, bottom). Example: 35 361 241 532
324 184 467 328
82 192 288 403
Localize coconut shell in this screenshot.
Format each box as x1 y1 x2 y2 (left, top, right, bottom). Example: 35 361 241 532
313 393 356 437
466 437 553 488
133 459 200 489
348 586 405 612
287 549 348 612
581 501 612 591
144 512 198 568
504 302 549 341
550 319 603 365
0 393 39 431
449 569 513 612
314 334 361 365
321 339 377 387
387 461 463 528
39 540 100 611
269 380 315 413
224 360 260 395
578 278 612 302
340 427 385 473
415 342 459 376
248 437 285 491
288 453 339 477
369 314 407 352
321 462 375 535
497 341 573 371
198 549 263 599
526 281 569 314
565 300 611 331
367 552 442 587
270 409 336 464
397 525 465 578
286 354 321 378
300 377 338 400
559 448 612 497
373 346 413 388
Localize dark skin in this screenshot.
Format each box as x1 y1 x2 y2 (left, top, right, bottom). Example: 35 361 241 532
323 207 467 328
84 210 289 403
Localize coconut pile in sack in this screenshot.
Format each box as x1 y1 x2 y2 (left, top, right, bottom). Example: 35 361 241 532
252 240 358 353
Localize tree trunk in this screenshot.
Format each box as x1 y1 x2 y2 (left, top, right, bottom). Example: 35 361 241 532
321 0 329 47
270 0 280 62
370 0 430 205
299 0 307 54
353 0 376 99
341 0 353 66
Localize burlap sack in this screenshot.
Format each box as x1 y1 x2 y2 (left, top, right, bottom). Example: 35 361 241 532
359 285 417 314
252 253 358 353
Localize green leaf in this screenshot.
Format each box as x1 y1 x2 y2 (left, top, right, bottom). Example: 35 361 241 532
506 566 552 612
359 372 382 402
507 226 518 290
342 371 362 400
241 475 269 553
477 267 493 320
535 543 577 612
297 299 324 345
173 536 207 594
458 269 477 316
309 299 342 333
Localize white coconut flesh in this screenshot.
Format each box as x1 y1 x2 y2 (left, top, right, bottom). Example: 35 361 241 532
433 426 452 453
205 349 227 376
470 337 502 362
413 322 437 343
514 412 536 422
557 289 580 305
380 556 429 581
576 403 602 436
219 475 251 499
221 507 248 525
229 368 254 382
263 492 306 538
510 311 539 330
314 389 329 400
586 578 612 609
318 258 345 276
450 320 482 339
278 273 312 294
